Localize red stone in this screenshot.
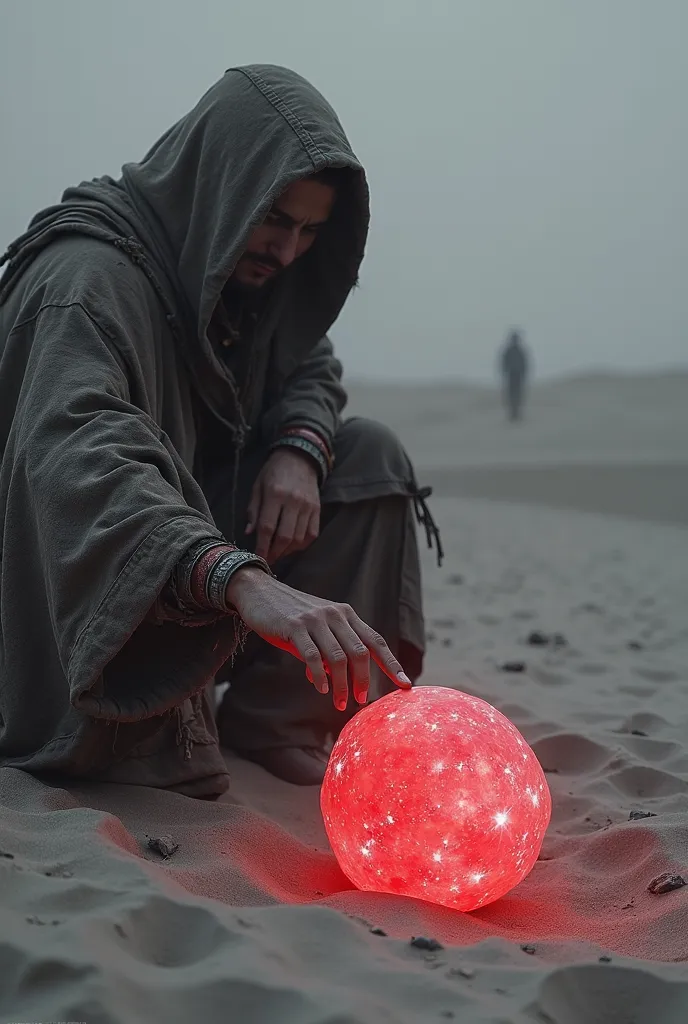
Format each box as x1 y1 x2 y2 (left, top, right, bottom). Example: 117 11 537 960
321 686 551 912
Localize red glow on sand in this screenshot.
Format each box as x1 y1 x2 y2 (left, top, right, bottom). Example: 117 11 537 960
321 686 551 912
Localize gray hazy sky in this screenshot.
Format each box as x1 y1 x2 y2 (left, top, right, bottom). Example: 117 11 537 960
1 0 686 381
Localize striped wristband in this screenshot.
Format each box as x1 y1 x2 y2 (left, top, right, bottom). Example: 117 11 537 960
282 427 333 467
270 435 330 484
205 549 273 613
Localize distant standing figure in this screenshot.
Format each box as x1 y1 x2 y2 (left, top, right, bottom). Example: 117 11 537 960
500 330 530 422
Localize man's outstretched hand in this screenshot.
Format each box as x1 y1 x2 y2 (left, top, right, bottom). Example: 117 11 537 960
225 567 412 710
245 448 320 564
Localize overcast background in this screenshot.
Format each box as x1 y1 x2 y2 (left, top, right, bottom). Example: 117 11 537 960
1 0 685 381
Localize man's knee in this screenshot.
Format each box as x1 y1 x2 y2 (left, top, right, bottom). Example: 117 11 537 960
325 417 414 500
335 416 407 462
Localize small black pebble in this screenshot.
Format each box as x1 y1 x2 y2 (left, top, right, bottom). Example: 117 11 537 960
370 926 387 936
147 835 179 859
648 873 687 895
114 923 126 938
0 851 15 859
441 638 453 648
630 729 648 737
629 811 657 821
599 955 612 963
527 631 549 646
521 945 536 955
628 641 644 651
502 661 526 673
411 936 444 951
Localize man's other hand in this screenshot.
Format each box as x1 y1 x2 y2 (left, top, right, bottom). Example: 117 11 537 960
245 448 321 564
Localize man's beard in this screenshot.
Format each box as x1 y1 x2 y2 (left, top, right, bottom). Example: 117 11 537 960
223 262 279 311
231 253 285 292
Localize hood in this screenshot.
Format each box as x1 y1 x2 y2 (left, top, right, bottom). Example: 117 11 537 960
1 63 369 367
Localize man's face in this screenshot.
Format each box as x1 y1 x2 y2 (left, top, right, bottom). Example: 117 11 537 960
231 178 336 289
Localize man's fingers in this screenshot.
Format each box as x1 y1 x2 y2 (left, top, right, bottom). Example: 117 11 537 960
347 611 412 690
306 506 321 546
292 631 329 694
268 503 299 564
292 507 311 549
329 618 371 706
256 494 283 561
305 664 329 694
310 624 350 711
245 480 262 535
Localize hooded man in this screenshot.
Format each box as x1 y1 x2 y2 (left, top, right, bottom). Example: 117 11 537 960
0 65 441 796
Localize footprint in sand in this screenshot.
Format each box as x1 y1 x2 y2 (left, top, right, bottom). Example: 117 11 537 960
530 666 569 686
634 667 681 684
621 713 672 737
619 684 659 699
609 765 688 799
578 663 610 676
531 733 611 776
617 736 680 764
538 963 688 1024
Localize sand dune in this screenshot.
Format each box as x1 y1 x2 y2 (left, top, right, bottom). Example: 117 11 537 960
1 372 688 1023
345 371 688 469
421 463 688 527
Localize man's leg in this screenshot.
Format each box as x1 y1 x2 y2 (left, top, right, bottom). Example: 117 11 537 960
507 375 523 421
215 418 427 784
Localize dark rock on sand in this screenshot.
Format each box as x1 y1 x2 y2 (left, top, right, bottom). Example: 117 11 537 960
527 630 568 648
410 936 444 951
647 873 686 894
147 835 179 859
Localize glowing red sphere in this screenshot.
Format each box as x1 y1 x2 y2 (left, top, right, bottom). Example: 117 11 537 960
321 686 551 912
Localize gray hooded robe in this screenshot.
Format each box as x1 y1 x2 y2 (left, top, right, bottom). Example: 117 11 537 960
0 65 432 797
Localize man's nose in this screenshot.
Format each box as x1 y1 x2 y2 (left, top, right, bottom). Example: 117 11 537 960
271 228 300 268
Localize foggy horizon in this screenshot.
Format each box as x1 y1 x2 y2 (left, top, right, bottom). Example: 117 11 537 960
2 0 686 382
